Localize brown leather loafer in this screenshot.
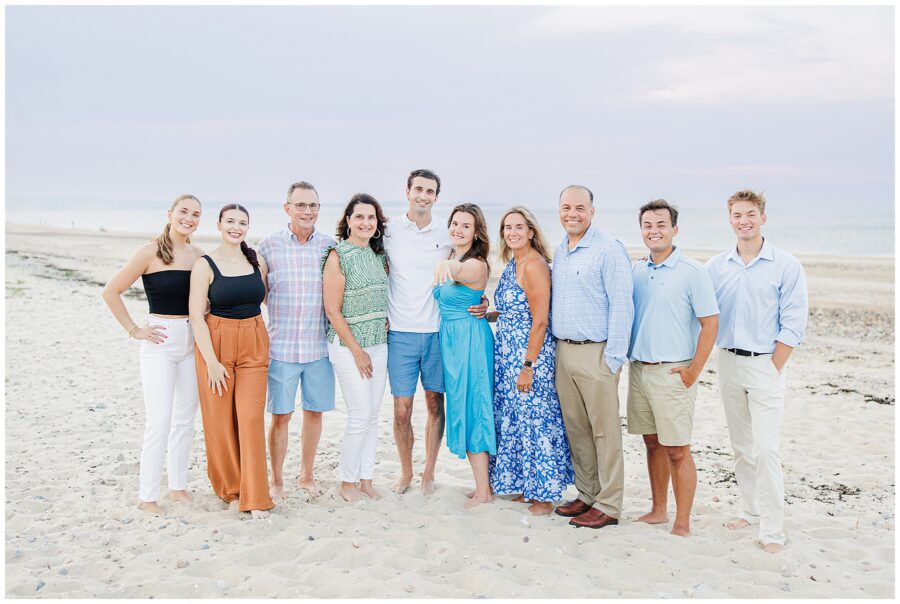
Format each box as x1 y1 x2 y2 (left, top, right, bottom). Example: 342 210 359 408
569 508 619 529
554 499 592 517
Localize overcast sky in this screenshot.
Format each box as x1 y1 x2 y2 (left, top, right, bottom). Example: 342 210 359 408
6 5 894 212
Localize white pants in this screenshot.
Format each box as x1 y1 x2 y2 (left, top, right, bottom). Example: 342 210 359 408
138 316 199 501
717 349 787 545
328 342 388 483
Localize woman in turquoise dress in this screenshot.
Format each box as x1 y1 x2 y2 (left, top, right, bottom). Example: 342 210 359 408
432 203 496 509
488 206 574 515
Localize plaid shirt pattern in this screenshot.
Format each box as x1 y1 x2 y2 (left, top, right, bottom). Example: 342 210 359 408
258 228 336 364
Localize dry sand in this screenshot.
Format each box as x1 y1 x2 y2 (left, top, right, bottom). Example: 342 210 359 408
5 223 895 598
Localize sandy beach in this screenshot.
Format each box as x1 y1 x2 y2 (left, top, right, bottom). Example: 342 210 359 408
5 223 895 598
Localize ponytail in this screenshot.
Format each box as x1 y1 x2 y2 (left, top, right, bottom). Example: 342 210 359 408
155 223 175 265
240 241 260 268
156 194 200 265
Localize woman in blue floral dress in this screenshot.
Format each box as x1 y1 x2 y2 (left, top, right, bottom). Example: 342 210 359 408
488 207 574 515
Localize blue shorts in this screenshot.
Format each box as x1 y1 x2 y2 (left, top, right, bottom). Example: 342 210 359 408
266 357 336 414
387 331 445 397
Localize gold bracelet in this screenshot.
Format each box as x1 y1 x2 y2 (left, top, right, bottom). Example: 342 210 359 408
128 325 139 338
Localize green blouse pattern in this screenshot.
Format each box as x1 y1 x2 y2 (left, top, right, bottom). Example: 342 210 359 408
321 240 389 348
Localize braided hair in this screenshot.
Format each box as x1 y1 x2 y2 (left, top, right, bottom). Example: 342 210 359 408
218 203 259 268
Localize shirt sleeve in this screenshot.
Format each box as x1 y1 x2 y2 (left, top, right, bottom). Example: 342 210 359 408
602 242 634 374
689 266 720 318
258 238 271 265
776 256 808 347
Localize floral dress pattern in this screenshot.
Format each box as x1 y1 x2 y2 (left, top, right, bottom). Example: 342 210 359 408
489 259 574 501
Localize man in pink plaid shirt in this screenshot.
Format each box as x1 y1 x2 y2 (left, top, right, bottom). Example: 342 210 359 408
259 181 337 499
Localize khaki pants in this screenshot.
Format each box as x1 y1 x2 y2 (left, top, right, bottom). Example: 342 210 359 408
718 349 786 545
555 341 624 518
196 315 274 512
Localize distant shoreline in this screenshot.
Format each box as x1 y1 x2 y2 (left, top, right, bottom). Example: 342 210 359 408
6 221 895 262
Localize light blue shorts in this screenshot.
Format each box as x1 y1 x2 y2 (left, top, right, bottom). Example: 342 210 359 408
387 331 445 397
266 357 336 414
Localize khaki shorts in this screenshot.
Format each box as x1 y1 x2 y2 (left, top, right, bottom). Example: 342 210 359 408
627 361 698 446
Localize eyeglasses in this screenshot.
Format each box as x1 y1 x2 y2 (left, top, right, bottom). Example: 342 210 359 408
291 203 320 211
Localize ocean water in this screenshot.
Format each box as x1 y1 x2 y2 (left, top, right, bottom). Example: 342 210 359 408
5 197 894 258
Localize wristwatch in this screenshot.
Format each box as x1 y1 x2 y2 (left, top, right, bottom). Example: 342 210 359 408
523 359 535 373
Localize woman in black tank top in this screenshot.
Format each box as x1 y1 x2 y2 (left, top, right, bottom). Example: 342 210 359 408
101 195 205 515
189 204 275 518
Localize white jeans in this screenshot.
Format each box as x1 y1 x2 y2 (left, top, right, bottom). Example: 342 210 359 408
138 316 199 501
717 349 787 545
328 342 388 482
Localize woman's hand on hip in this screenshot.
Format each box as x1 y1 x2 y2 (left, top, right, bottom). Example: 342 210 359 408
135 324 167 344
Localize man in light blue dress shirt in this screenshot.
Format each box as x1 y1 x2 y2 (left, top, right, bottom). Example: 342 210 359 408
706 190 808 554
627 200 719 538
551 185 634 529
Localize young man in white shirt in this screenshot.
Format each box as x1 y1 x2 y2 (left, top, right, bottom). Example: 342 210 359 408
383 169 485 495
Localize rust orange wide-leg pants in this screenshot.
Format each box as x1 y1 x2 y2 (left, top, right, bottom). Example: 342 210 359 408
196 314 274 512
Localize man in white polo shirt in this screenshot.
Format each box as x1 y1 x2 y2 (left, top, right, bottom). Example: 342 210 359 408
384 169 485 495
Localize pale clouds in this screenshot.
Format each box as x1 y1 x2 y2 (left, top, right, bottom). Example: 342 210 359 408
5 5 894 209
521 6 893 105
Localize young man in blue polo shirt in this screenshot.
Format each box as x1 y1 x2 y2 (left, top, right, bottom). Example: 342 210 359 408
627 199 719 537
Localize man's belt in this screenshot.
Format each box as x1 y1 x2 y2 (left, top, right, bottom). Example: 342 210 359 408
636 359 690 365
559 339 604 345
724 348 766 357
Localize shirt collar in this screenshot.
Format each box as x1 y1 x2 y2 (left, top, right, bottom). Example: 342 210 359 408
560 223 596 251
648 246 682 268
286 226 318 244
727 237 773 265
400 212 439 233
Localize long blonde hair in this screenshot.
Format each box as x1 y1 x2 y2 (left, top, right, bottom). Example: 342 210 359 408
498 206 551 263
156 194 200 264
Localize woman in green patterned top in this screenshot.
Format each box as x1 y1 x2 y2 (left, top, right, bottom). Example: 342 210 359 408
322 193 389 503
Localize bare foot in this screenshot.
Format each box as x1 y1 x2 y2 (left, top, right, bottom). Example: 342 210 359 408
360 480 381 500
636 510 669 524
420 476 436 497
392 475 412 495
464 494 493 509
249 509 270 520
467 487 494 499
671 525 691 537
138 501 165 514
297 479 322 498
170 490 193 503
340 483 362 503
726 517 751 531
269 483 286 500
762 542 784 554
528 502 553 516
513 494 530 503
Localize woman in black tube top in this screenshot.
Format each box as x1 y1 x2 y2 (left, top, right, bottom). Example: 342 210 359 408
102 194 205 515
